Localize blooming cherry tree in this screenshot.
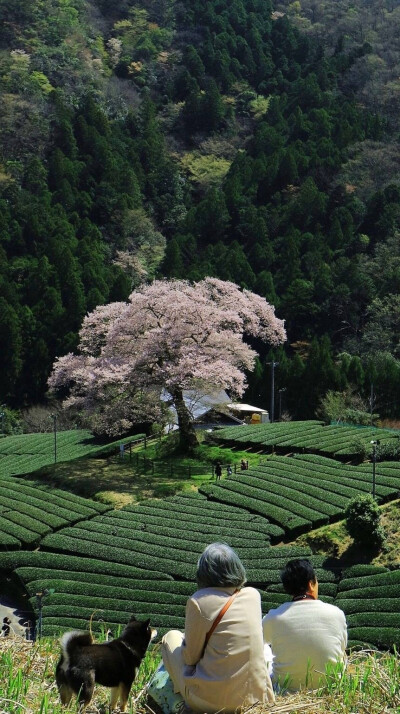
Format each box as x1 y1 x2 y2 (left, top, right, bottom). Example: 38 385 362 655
49 278 286 448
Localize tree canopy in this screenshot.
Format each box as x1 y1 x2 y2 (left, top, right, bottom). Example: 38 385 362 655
49 278 286 447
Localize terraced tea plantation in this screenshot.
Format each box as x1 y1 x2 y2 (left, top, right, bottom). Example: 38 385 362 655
0 473 109 549
211 421 399 459
201 454 400 537
336 565 400 650
0 423 399 652
40 493 315 580
0 537 337 638
0 430 144 478
0 491 396 650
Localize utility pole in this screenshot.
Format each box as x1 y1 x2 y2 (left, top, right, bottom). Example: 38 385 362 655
267 360 279 423
35 588 55 639
0 406 5 437
370 440 380 499
278 388 286 420
50 414 57 463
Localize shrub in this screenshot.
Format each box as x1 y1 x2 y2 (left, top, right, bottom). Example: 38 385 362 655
343 409 380 426
344 494 385 548
376 441 400 461
348 437 369 460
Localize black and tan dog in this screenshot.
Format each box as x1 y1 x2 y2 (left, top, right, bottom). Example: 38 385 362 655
56 616 156 711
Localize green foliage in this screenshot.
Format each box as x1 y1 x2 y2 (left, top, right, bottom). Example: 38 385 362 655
1 0 400 426
319 391 348 424
344 494 385 548
0 550 167 580
0 454 112 548
336 563 400 647
347 437 369 459
376 441 400 462
249 95 271 119
180 153 231 188
343 409 380 427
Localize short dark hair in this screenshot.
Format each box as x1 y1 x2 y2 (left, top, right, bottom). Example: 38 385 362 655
280 559 316 596
196 542 247 589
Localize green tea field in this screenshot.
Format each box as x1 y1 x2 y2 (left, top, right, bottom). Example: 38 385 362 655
0 430 145 478
201 454 400 537
0 424 399 652
211 421 399 459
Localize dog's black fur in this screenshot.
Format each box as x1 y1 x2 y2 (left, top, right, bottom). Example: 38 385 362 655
55 616 155 711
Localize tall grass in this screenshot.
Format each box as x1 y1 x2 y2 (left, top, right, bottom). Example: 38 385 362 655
320 649 400 713
1 637 399 714
0 635 160 713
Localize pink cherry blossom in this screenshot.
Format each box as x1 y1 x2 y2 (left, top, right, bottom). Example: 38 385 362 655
49 279 286 448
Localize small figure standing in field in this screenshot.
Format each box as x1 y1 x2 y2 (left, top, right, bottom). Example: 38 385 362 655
24 620 33 640
215 461 222 481
2 617 11 637
240 459 248 471
227 464 233 477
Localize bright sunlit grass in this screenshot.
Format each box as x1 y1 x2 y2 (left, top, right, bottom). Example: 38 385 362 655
0 635 161 714
1 636 399 714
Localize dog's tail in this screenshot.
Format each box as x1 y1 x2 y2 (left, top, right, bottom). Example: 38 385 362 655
60 630 93 667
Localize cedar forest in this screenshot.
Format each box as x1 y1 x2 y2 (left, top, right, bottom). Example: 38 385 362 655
0 0 399 424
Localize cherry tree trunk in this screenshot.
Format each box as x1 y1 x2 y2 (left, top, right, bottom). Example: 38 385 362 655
171 387 198 451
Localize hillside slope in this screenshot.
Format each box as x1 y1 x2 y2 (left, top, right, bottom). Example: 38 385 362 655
0 0 399 420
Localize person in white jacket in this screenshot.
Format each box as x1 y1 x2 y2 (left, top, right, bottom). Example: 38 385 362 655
161 543 275 713
263 558 347 692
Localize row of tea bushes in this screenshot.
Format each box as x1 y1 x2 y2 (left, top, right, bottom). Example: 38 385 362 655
212 421 398 459
0 543 338 638
0 550 168 580
0 430 145 478
0 550 173 636
112 491 284 541
200 455 400 537
2 522 399 649
39 490 283 581
40 492 322 581
212 421 324 446
201 480 315 535
0 474 109 549
336 565 400 650
290 455 398 497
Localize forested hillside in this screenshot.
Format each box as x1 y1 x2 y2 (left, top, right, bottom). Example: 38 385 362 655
0 0 399 420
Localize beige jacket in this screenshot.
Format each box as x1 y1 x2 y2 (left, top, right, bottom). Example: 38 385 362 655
180 586 274 712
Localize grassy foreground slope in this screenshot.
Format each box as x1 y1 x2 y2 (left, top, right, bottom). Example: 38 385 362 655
1 636 399 714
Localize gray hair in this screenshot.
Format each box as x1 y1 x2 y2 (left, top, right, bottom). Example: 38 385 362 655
196 542 247 589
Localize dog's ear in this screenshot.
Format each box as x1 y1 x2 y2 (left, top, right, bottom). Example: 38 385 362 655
143 618 150 627
129 615 137 622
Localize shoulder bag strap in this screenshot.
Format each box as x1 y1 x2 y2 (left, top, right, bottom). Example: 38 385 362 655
201 589 240 658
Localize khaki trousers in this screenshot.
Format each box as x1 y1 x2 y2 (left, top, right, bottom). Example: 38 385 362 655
161 630 186 697
161 630 274 713
161 630 223 712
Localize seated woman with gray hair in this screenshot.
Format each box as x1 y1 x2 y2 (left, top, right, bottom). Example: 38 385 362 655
160 542 274 713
